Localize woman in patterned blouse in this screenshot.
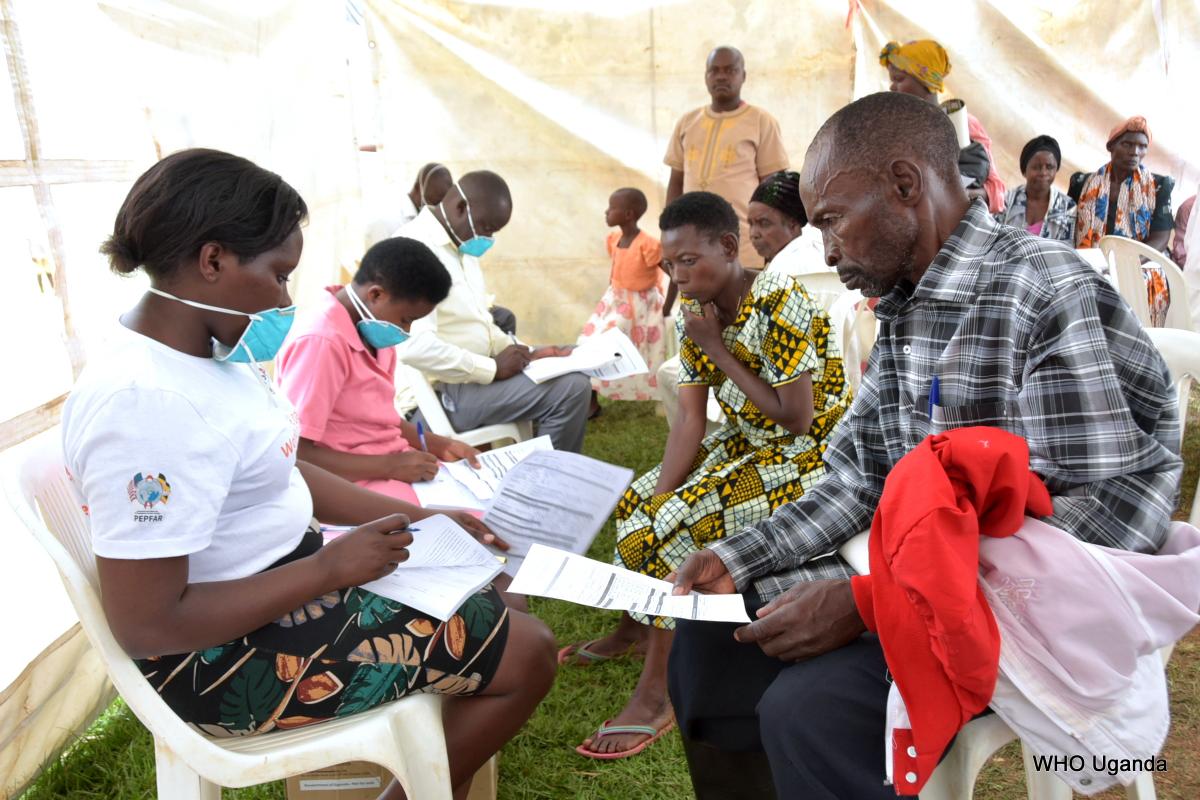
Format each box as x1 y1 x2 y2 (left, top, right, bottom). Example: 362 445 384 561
568 192 853 760
997 135 1076 242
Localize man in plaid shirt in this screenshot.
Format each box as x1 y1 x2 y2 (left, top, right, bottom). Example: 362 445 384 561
667 92 1182 799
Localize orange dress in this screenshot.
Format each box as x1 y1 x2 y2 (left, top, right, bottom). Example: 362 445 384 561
578 230 667 401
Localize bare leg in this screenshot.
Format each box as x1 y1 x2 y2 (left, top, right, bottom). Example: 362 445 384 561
493 572 528 613
379 610 556 800
560 611 649 664
578 625 674 755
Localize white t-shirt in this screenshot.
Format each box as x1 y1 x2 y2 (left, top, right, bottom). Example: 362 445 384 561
62 325 313 583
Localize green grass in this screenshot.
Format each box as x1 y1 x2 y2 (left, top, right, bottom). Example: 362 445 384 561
21 395 1200 799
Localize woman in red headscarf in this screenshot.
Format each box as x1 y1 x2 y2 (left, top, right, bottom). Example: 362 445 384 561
1070 116 1176 324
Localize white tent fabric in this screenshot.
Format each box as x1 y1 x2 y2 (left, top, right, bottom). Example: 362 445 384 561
1 0 1197 795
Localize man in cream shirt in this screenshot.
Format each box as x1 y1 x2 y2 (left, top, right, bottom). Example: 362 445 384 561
395 170 591 452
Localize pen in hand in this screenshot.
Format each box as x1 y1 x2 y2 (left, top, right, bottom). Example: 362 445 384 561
416 421 429 452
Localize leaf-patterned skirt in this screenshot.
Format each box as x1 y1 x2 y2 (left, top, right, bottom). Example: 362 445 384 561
136 583 510 737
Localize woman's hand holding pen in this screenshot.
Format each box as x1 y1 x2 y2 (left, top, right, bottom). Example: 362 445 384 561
388 450 438 482
316 513 414 586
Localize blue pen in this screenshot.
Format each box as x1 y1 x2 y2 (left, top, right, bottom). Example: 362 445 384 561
928 375 940 418
416 421 429 452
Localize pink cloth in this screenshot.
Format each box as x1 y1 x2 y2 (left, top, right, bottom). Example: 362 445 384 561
968 113 1006 213
1026 220 1044 236
276 286 418 504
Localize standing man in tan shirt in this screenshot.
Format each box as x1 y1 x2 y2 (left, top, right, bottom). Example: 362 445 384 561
664 45 789 290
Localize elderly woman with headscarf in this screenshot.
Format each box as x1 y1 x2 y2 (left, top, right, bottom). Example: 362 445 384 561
1070 116 1175 324
997 135 1076 242
879 39 1006 213
746 169 828 275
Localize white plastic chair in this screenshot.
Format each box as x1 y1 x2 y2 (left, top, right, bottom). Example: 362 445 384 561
1099 235 1193 330
400 364 533 449
837 528 1164 799
4 432 454 800
1147 328 1200 527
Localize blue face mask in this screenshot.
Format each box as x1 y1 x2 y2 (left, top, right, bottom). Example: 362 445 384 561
345 285 409 349
147 287 295 363
441 183 496 258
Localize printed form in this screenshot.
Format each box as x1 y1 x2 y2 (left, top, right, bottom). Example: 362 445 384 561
509 544 751 623
482 450 633 575
522 328 648 384
359 514 502 620
443 435 553 500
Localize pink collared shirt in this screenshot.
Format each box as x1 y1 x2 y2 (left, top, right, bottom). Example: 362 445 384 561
276 286 419 503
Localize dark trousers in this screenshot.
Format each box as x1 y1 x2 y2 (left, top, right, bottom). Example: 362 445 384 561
669 619 895 800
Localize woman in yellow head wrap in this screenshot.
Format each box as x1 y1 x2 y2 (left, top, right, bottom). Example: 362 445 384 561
879 39 1006 213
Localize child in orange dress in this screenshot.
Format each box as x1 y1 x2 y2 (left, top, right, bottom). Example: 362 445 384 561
579 188 668 415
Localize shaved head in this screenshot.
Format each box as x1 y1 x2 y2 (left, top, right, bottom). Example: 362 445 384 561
613 187 648 218
706 45 744 69
799 92 969 297
459 170 512 217
705 45 746 108
411 162 452 207
812 91 960 189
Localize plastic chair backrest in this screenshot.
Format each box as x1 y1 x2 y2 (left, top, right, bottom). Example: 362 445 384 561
1099 235 1192 329
5 433 229 762
1146 328 1200 525
399 364 457 437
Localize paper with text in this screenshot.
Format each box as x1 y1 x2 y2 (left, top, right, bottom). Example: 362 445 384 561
509 544 751 623
483 450 633 575
522 328 647 384
359 514 502 620
412 465 487 511
442 435 553 501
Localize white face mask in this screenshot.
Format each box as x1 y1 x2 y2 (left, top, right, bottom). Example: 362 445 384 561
146 287 295 363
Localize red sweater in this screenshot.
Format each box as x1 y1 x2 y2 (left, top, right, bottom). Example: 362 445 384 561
851 427 1053 794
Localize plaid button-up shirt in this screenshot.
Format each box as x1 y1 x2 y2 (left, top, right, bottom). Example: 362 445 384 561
709 201 1182 601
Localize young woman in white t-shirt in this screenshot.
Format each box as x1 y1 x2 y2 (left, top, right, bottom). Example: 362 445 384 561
63 149 555 799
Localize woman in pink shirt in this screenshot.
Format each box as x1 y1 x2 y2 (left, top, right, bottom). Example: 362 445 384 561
277 238 486 517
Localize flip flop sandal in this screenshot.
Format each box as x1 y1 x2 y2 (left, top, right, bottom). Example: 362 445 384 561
575 717 676 760
556 640 640 666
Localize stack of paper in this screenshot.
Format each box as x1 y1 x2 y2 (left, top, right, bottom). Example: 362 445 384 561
358 514 503 620
509 544 751 623
412 436 553 510
523 328 648 384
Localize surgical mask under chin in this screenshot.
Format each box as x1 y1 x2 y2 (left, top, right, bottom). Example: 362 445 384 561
345 286 409 349
440 184 496 258
146 287 294 363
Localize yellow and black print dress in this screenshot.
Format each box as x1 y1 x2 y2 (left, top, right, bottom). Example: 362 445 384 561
614 270 851 627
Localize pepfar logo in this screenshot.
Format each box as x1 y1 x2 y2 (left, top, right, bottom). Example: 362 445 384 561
127 472 170 522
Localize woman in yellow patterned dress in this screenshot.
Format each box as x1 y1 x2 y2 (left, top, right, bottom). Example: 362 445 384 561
572 191 852 759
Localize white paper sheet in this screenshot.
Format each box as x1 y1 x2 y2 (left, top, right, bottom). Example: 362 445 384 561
359 514 503 620
509 544 751 623
412 465 487 511
442 435 553 501
521 328 647 384
483 450 633 575
582 326 650 382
